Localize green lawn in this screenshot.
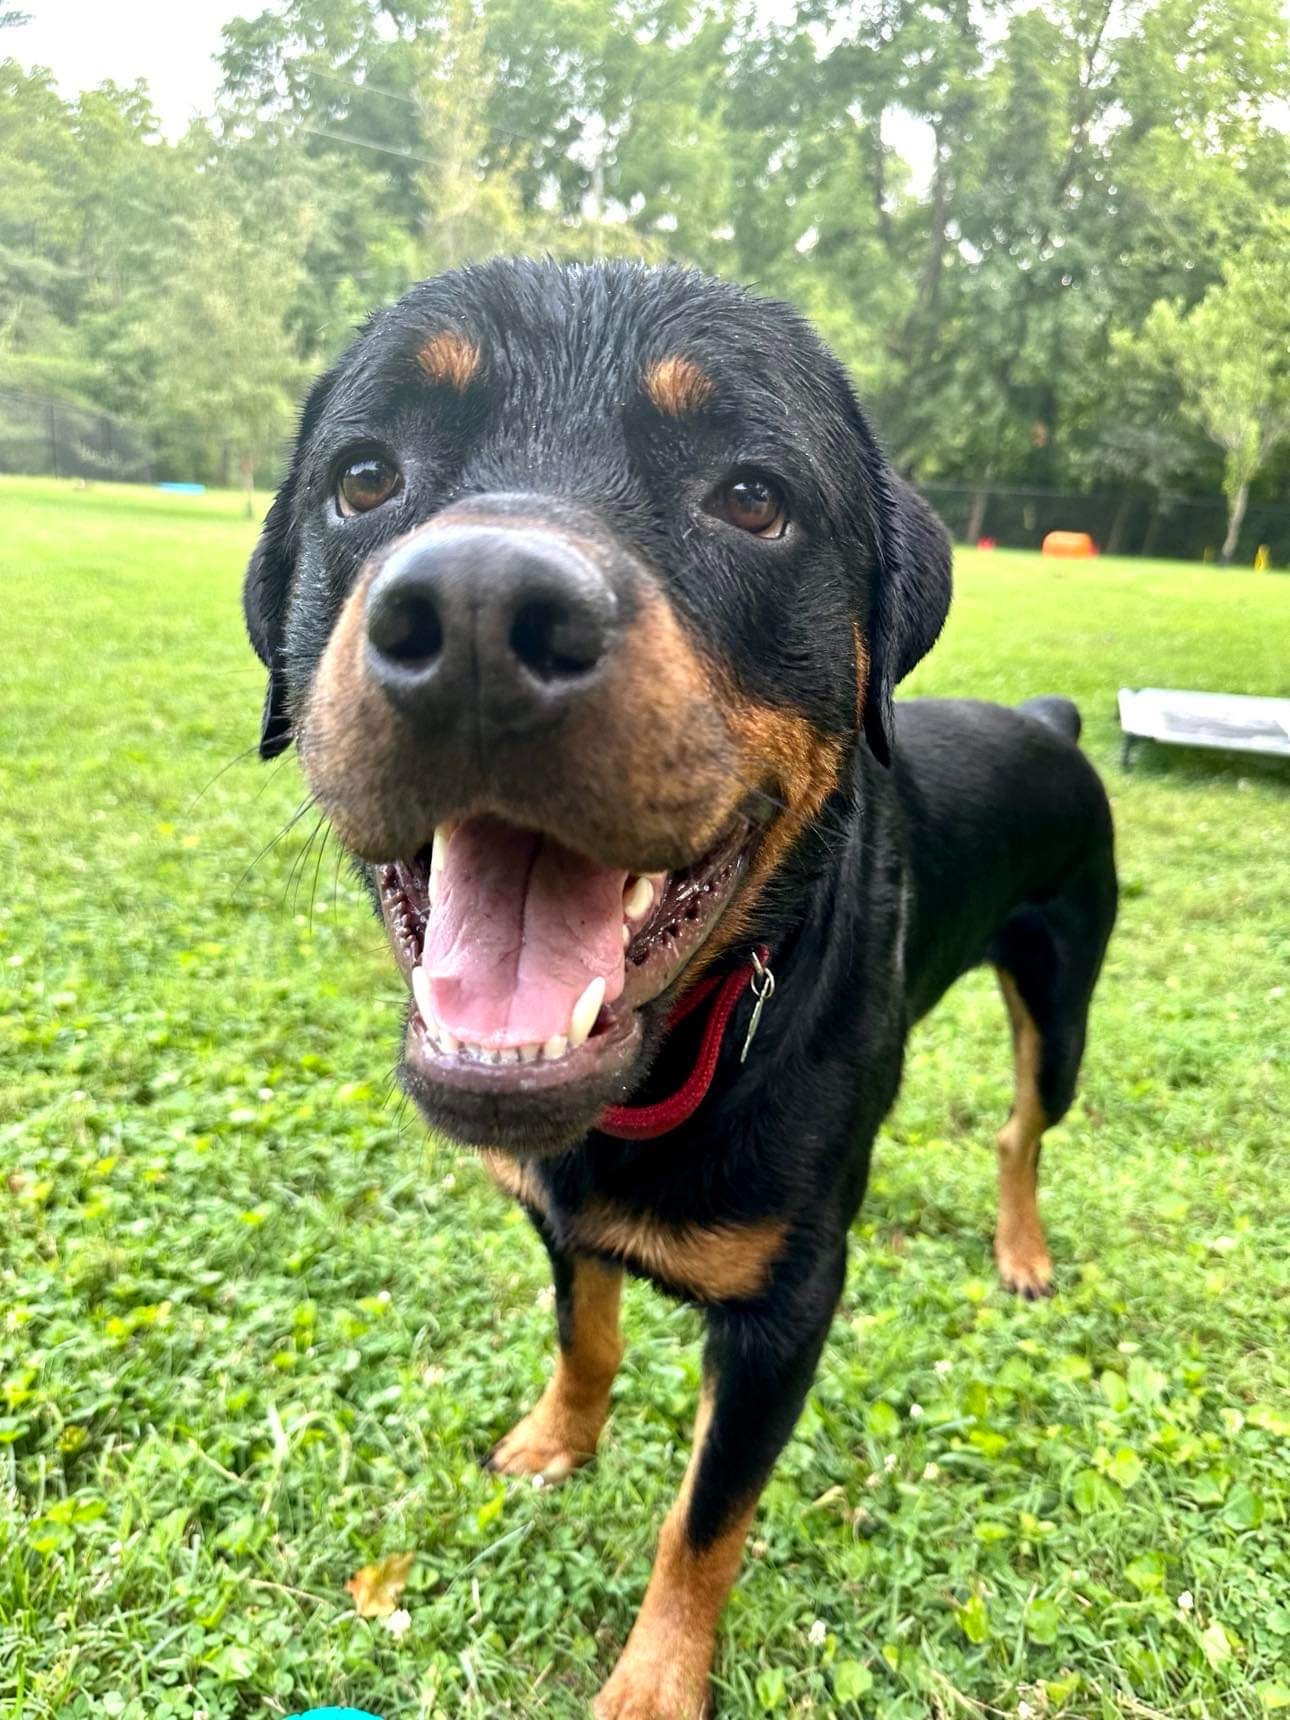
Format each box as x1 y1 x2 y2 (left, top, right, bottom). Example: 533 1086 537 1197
0 474 1287 1720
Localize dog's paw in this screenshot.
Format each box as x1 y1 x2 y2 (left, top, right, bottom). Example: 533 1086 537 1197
484 1406 594 1484
593 1646 711 1720
995 1244 1054 1301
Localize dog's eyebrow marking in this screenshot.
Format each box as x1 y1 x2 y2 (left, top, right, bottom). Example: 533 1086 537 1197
417 330 482 391
644 354 716 417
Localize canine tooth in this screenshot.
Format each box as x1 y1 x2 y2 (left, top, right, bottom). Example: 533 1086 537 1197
542 1033 568 1061
569 977 605 1049
519 1043 540 1063
438 1028 460 1054
430 820 458 878
411 966 434 1025
622 924 631 948
623 876 654 921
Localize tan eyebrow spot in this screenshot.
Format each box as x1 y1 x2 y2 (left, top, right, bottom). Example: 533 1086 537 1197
416 330 481 391
645 354 715 417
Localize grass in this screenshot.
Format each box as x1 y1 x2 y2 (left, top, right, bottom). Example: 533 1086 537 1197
0 472 1287 1720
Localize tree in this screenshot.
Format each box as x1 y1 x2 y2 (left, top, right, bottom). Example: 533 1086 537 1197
408 1 527 274
4 0 1288 526
1122 223 1290 562
137 205 309 501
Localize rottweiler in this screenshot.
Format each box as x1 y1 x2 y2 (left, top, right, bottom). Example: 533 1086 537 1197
244 259 1117 1718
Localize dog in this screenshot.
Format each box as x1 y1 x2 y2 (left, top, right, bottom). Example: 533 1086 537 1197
243 259 1117 1718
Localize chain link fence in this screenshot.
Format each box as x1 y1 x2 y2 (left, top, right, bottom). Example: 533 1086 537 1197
920 483 1289 567
0 389 152 483
1 389 1282 567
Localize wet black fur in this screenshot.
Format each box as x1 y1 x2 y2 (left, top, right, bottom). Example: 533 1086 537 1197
244 260 1117 1588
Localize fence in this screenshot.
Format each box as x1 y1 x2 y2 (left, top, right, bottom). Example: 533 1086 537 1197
0 391 1283 566
0 389 152 484
919 483 1290 567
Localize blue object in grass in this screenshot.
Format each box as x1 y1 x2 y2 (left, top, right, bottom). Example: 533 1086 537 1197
289 1710 383 1720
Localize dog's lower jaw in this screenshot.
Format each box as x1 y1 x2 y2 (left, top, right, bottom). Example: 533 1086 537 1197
398 1010 648 1156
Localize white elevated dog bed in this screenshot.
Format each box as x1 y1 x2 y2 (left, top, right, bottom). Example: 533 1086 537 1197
1118 687 1290 767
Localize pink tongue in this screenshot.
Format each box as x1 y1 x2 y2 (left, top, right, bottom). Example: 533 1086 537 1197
422 817 628 1048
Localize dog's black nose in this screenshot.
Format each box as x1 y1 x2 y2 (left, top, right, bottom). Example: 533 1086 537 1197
364 524 618 731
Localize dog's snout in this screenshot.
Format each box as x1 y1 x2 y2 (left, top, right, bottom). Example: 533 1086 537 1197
364 524 618 730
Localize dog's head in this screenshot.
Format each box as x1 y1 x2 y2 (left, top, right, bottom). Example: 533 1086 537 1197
245 260 949 1154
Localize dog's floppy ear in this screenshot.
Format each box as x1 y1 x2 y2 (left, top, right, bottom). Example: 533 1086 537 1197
244 484 297 759
243 368 336 759
856 444 952 768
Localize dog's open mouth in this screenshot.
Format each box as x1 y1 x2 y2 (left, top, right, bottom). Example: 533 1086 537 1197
377 816 752 1097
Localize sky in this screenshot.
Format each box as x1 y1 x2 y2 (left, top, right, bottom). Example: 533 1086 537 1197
11 0 241 135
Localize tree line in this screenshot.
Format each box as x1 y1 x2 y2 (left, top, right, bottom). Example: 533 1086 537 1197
2 0 1287 557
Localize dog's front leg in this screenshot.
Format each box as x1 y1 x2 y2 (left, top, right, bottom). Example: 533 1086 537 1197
595 1250 844 1720
487 1250 624 1483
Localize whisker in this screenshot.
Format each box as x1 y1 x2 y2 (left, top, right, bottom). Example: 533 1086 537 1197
307 822 332 929
184 741 264 813
236 793 319 891
285 815 328 913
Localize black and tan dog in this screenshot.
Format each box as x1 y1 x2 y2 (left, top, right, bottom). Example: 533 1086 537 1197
244 259 1117 1717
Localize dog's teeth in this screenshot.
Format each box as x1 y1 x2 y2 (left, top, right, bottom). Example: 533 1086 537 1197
479 1047 499 1064
622 924 631 948
497 1047 520 1065
430 821 457 879
519 1043 540 1063
569 977 605 1049
623 876 653 921
411 966 434 1025
438 1027 460 1054
542 1033 568 1061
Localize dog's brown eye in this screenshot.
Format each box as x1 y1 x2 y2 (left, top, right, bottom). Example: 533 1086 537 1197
712 475 788 538
337 456 401 516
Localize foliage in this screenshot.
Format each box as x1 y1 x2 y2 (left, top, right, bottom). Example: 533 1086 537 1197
2 0 1287 514
1118 221 1290 560
1 475 1287 1715
140 206 311 496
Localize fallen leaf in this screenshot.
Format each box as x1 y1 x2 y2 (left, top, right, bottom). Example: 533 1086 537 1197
346 1550 415 1619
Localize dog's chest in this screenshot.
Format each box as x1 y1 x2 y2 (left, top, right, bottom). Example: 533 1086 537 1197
482 1150 786 1303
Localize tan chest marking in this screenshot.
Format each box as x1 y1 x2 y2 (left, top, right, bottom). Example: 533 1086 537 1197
482 1150 549 1216
572 1200 786 1302
483 1157 785 1302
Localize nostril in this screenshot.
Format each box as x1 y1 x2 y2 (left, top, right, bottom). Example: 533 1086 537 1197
509 599 603 683
369 591 444 666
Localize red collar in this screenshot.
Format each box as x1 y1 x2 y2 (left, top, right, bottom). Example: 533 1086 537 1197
597 947 771 1142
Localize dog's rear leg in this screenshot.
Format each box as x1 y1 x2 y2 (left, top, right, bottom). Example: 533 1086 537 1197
991 851 1116 1298
486 1250 623 1483
994 968 1054 1299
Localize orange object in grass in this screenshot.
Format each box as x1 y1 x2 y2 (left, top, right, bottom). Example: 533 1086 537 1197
1042 530 1097 558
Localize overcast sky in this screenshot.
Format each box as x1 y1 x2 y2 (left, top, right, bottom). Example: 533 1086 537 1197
12 0 240 134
